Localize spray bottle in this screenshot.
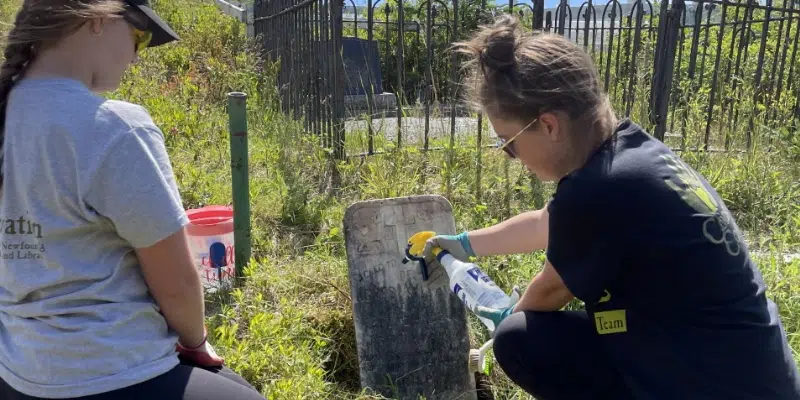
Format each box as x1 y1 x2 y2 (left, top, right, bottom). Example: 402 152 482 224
402 231 520 375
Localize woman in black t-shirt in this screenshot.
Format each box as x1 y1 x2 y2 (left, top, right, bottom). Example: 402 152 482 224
424 15 800 399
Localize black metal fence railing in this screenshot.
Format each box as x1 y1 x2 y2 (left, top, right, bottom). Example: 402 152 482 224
666 0 800 151
253 0 346 159
252 0 800 160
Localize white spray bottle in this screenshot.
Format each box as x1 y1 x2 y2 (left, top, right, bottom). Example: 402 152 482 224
402 231 520 375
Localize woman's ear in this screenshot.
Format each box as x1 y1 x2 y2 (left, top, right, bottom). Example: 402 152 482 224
88 18 105 37
539 112 565 142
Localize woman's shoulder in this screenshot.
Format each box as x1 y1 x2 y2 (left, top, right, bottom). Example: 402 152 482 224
70 101 167 184
9 79 160 140
94 99 162 138
553 119 692 208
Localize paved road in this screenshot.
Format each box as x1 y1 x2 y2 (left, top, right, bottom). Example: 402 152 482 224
750 251 800 263
344 116 499 145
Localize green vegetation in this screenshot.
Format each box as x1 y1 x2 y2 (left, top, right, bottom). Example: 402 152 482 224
1 0 798 398
345 0 800 157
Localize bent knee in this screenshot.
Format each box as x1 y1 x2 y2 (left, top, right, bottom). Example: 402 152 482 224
492 311 532 368
493 312 526 353
493 311 580 369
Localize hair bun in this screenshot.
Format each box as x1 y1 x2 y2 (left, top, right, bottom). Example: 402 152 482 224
480 15 519 72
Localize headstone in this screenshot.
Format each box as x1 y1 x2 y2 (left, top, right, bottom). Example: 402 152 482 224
344 195 477 400
342 37 384 96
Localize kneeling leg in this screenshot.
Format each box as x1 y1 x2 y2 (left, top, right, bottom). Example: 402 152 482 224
493 310 630 400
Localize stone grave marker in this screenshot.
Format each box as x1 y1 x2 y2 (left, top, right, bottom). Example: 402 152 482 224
341 37 397 116
344 195 477 400
342 37 383 96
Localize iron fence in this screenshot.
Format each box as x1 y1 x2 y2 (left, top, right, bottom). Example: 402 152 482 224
253 0 346 159
251 0 800 160
667 0 800 151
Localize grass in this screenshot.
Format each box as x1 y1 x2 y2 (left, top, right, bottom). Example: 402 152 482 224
2 0 799 398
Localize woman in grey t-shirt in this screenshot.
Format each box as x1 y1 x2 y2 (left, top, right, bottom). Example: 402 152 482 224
0 1 265 399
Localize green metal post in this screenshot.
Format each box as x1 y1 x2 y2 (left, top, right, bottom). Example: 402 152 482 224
228 92 251 281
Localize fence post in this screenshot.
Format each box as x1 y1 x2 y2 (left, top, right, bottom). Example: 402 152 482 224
332 0 346 160
245 2 254 38
557 0 567 34
649 0 684 142
396 0 405 149
228 92 251 280
447 0 460 201
534 0 544 30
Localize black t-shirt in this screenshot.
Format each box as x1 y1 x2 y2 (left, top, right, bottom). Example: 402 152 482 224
546 119 800 399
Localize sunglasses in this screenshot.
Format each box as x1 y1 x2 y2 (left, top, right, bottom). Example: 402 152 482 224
496 118 539 159
122 11 152 53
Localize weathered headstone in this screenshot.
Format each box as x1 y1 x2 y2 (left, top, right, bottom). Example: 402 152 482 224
344 195 477 400
342 37 383 96
341 37 397 117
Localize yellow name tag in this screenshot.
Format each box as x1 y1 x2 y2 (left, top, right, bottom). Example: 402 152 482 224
594 310 627 335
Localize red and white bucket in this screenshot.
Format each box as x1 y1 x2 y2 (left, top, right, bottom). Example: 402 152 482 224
185 205 236 291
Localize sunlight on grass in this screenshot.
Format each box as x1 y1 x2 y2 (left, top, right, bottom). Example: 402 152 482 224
1 0 798 398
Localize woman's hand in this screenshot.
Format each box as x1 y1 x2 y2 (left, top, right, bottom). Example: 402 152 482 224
177 330 225 367
473 286 522 331
473 260 574 331
423 232 475 262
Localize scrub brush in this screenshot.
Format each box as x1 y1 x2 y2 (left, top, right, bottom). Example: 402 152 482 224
468 339 495 375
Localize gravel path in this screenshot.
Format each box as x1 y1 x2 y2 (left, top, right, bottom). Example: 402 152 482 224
344 116 499 144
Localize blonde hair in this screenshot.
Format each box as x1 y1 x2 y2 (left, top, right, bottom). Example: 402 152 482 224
0 0 126 186
456 14 617 138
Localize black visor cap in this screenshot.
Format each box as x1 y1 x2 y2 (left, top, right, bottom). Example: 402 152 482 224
124 0 180 47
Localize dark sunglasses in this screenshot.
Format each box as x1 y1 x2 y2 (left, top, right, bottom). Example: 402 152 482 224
121 10 152 53
496 118 539 159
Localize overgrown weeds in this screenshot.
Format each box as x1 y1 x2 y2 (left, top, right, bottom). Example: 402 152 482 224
1 0 797 398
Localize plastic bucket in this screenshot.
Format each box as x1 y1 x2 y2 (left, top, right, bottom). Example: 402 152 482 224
186 205 236 290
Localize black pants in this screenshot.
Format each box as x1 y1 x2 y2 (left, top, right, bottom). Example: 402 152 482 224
493 310 633 400
0 356 266 400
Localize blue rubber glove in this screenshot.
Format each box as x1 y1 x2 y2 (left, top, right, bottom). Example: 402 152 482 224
473 286 522 332
422 232 476 262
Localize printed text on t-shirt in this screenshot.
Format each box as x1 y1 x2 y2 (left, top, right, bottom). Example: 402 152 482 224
2 216 45 260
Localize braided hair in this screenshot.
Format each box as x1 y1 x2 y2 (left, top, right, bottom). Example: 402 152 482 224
0 0 126 188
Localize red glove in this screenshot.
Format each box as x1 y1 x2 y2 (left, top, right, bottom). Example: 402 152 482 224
177 330 225 367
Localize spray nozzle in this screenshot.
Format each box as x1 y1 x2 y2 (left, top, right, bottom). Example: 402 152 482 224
401 231 441 281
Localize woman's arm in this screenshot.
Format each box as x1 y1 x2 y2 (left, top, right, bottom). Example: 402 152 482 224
468 208 549 257
85 124 208 349
513 259 575 312
135 226 206 348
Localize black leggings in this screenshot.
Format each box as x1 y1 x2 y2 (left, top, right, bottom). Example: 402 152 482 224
0 356 266 400
493 310 633 400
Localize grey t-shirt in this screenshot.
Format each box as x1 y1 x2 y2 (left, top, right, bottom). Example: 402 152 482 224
0 78 189 398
